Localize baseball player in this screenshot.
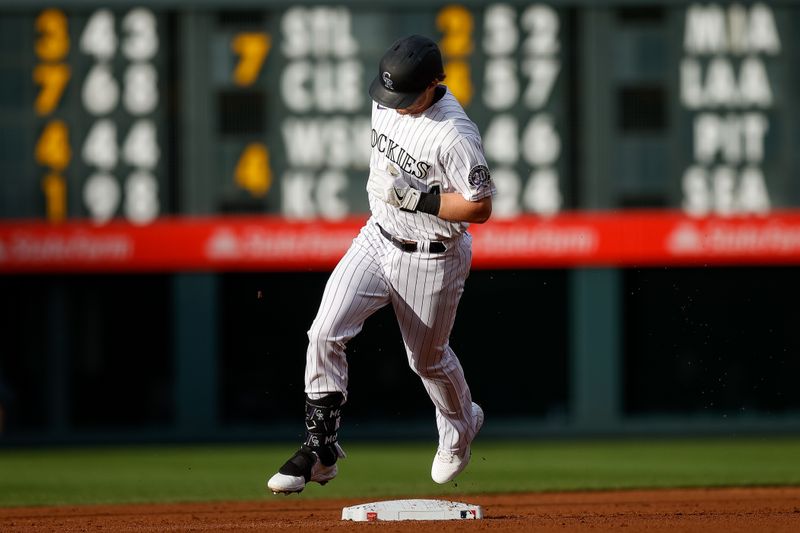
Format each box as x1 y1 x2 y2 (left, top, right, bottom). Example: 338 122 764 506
268 34 495 494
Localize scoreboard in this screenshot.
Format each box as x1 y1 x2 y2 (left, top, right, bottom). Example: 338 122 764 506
0 1 799 270
181 3 569 221
0 2 569 224
676 3 793 216
2 7 168 223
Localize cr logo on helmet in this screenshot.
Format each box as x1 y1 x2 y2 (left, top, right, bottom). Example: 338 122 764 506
382 71 393 90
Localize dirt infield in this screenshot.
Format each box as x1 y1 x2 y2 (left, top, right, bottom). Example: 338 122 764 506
1 487 799 532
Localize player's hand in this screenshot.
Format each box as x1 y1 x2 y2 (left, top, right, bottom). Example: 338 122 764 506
384 183 422 212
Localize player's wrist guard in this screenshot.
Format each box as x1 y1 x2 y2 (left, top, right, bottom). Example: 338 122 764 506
390 185 440 216
415 192 441 216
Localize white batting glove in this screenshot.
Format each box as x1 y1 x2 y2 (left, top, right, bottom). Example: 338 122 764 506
366 168 398 201
385 183 422 212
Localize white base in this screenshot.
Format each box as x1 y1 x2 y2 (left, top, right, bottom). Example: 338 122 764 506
341 499 483 521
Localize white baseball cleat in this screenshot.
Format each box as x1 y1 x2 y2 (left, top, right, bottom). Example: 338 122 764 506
431 402 484 484
267 443 345 494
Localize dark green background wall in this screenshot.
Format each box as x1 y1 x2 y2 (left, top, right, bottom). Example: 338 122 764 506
2 266 799 443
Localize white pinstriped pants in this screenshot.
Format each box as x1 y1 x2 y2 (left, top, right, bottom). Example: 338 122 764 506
304 219 478 454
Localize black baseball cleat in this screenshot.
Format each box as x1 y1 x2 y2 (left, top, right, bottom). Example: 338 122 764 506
267 443 346 494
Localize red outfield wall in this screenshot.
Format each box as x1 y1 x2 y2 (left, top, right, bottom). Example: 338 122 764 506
2 210 800 273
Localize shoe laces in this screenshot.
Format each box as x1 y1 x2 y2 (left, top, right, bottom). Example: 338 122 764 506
435 449 457 463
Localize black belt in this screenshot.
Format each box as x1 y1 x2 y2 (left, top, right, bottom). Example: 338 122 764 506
377 224 447 254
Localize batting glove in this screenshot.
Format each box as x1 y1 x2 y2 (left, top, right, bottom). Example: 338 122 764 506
385 184 422 212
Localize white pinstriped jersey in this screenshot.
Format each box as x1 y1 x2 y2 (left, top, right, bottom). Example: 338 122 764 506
367 86 496 241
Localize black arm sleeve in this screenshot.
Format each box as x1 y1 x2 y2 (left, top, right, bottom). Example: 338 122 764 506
415 192 441 216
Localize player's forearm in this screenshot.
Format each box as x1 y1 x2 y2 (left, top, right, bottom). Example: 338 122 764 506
436 194 492 224
380 184 492 222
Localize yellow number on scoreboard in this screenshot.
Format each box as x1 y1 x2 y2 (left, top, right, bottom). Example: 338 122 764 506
436 5 474 106
443 60 472 106
41 173 67 223
231 32 271 87
436 5 474 58
33 64 71 116
35 120 72 171
235 143 272 197
35 9 70 61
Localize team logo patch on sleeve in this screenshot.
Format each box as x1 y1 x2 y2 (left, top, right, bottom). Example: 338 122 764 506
468 165 491 189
